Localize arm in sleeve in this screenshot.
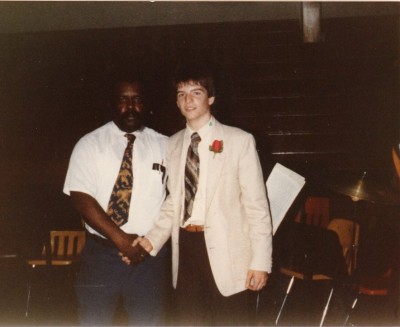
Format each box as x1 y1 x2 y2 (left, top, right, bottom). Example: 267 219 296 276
63 138 97 197
70 191 138 257
144 137 177 255
145 188 175 256
64 139 142 258
238 133 273 272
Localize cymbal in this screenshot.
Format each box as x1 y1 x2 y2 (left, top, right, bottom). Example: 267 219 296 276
310 172 400 206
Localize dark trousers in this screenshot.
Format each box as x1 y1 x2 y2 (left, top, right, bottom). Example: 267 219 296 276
174 228 255 326
75 237 169 326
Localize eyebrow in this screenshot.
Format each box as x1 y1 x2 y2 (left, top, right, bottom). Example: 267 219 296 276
117 94 141 97
177 87 205 93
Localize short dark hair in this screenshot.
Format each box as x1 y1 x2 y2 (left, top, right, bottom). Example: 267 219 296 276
112 79 143 98
104 69 146 104
111 72 144 93
173 63 216 97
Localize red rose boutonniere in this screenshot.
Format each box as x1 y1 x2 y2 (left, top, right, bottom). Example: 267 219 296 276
209 140 223 158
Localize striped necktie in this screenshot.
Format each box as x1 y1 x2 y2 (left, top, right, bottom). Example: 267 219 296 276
183 132 201 223
107 133 135 226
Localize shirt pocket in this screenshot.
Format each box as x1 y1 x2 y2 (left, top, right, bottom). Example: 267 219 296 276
141 169 166 200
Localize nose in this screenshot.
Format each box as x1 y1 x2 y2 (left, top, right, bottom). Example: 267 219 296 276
127 98 136 110
185 94 193 103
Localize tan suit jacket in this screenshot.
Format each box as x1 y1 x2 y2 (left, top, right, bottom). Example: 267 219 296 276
146 118 273 296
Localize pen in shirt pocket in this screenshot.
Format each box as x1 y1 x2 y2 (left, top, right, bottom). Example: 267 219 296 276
152 160 166 182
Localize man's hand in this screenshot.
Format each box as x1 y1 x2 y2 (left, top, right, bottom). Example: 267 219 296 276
117 233 138 254
125 243 150 265
117 234 149 265
245 270 268 291
137 237 154 253
121 237 153 265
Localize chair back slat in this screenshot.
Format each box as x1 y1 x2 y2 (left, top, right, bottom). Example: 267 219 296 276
49 231 86 258
294 196 330 227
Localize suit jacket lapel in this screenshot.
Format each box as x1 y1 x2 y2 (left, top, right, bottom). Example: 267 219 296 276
168 131 185 209
206 120 226 212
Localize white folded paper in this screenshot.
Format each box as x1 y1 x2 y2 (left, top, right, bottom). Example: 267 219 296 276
266 163 306 235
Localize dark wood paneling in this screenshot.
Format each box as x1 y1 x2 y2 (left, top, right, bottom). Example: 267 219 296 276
0 15 398 240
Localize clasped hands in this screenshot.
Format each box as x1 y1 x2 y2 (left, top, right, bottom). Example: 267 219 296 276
119 234 150 265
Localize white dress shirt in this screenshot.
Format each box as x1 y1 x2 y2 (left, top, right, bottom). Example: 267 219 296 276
63 121 168 236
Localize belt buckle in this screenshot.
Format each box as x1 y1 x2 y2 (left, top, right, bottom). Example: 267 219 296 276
185 224 204 232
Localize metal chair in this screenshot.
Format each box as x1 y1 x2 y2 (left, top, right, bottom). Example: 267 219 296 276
25 230 86 317
276 221 348 326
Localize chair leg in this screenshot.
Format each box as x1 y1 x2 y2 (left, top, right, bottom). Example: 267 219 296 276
343 297 358 326
319 287 334 327
25 265 35 318
275 276 295 325
25 280 31 318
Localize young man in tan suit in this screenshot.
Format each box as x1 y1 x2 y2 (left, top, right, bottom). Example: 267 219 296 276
134 63 273 325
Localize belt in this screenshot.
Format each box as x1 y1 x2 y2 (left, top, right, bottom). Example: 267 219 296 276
87 232 115 248
183 225 205 232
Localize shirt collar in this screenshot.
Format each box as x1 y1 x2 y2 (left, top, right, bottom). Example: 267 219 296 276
110 121 144 138
185 116 215 140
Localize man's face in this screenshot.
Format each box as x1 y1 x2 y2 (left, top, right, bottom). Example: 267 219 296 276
176 81 215 128
113 81 144 133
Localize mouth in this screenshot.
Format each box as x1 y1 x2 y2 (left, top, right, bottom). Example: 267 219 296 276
124 112 139 121
122 112 142 129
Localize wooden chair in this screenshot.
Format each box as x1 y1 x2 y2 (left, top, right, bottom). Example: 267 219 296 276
327 218 360 277
294 196 330 228
305 196 330 227
25 230 86 317
27 230 86 267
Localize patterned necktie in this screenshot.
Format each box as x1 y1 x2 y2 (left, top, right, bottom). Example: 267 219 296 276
183 132 201 223
107 133 135 226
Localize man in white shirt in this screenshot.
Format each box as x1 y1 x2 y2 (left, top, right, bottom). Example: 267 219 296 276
134 63 273 325
63 75 168 326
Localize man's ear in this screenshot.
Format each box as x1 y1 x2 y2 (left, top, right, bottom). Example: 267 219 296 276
208 96 215 106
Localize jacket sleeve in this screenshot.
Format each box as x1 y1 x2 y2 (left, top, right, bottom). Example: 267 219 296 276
238 133 273 272
146 191 175 255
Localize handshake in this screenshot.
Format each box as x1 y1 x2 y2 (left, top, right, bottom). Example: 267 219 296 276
120 234 150 265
